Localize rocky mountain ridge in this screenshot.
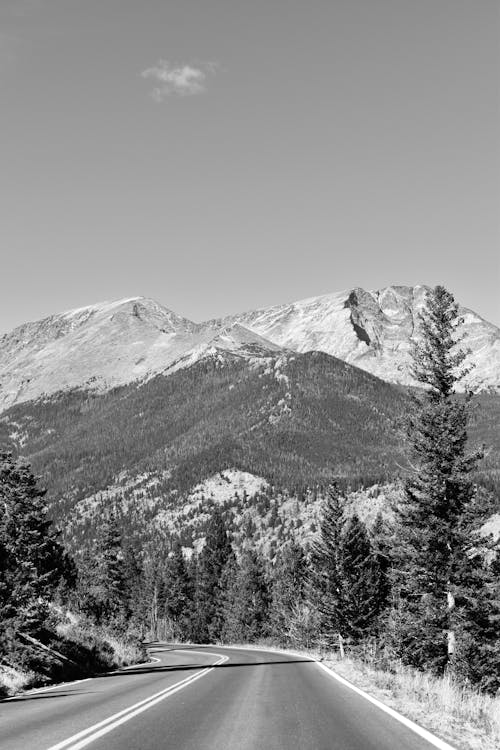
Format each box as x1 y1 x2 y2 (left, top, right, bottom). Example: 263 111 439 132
219 285 500 390
0 285 498 410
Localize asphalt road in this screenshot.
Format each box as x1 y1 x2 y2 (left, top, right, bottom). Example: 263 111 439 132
0 644 452 750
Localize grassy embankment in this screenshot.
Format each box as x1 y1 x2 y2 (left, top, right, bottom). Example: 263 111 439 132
0 613 146 698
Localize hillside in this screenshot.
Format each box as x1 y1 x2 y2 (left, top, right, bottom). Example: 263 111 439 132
0 352 410 539
1 347 498 554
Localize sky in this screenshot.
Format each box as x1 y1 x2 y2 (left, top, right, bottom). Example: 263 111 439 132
1 0 499 332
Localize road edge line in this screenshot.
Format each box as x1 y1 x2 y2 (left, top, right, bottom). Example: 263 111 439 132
314 660 457 750
212 643 458 750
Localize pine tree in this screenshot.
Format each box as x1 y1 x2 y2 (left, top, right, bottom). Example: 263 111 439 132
391 285 499 686
221 550 269 643
308 485 345 645
122 543 144 629
340 514 387 641
163 541 194 640
269 541 307 644
79 505 127 627
192 508 232 642
0 452 69 663
309 487 385 647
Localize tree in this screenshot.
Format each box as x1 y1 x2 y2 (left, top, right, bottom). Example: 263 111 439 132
122 542 144 629
78 505 126 627
221 550 269 643
163 541 194 640
309 487 386 648
390 285 499 686
269 541 307 644
192 508 233 642
308 485 345 646
0 452 69 662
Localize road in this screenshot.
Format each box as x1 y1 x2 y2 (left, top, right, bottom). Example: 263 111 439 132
0 644 452 750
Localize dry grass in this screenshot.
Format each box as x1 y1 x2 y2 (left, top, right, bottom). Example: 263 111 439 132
0 666 37 697
0 614 147 699
225 641 499 750
321 653 500 750
102 634 146 667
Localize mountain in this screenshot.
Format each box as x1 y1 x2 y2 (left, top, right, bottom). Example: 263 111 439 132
0 286 497 412
219 285 500 391
0 351 411 540
0 297 280 411
0 288 498 553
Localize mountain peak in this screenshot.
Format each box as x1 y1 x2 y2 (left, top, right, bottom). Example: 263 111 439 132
221 284 500 390
0 286 498 411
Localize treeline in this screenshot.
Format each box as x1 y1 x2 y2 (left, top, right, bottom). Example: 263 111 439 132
82 467 498 694
0 451 143 695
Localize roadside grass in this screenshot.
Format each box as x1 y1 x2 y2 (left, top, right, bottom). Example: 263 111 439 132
0 615 146 698
223 641 500 750
0 666 36 697
322 651 500 750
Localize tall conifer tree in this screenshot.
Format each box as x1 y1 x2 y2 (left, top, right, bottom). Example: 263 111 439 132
391 285 499 686
221 550 269 643
163 541 194 640
269 541 307 643
192 508 232 642
309 487 385 646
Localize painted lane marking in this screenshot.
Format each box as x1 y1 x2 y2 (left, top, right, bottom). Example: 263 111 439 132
45 650 228 750
211 645 458 750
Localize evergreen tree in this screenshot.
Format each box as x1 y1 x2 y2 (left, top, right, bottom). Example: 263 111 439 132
79 505 127 627
308 485 345 645
0 452 69 665
163 541 194 640
221 550 269 643
370 511 392 623
391 285 499 686
192 508 232 641
339 514 387 641
122 542 144 629
309 487 385 646
269 541 307 644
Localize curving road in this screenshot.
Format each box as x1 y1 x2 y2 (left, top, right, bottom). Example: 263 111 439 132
0 644 453 750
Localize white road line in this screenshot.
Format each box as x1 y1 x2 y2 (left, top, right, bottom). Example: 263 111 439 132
212 644 458 750
45 651 228 750
314 661 458 750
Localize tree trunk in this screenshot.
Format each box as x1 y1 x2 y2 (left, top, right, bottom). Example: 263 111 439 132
447 589 455 659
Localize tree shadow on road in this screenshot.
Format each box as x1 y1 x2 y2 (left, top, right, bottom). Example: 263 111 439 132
96 656 314 679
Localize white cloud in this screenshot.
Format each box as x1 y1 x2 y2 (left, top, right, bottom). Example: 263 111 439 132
141 60 217 100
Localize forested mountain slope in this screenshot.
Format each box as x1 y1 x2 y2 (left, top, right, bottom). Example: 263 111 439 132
0 352 406 516
1 348 498 554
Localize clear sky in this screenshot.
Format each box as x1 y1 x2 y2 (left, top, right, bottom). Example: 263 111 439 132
1 0 499 332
